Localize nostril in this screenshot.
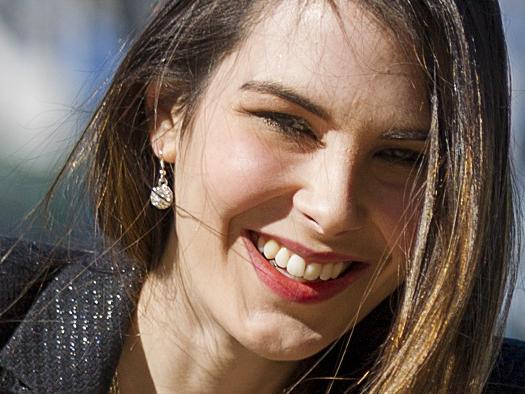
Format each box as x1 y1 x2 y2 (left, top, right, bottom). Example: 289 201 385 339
302 212 330 234
303 213 318 225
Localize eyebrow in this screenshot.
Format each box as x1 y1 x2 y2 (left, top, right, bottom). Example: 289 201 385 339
240 80 331 121
380 128 428 141
240 80 429 142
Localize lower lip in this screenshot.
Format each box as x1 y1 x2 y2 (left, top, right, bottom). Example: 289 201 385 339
241 232 370 304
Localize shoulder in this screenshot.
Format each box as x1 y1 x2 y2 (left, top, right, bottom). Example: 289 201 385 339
486 337 525 393
0 236 91 347
0 236 142 393
0 235 90 281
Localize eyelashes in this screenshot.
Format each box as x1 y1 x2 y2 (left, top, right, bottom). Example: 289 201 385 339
251 111 318 140
249 110 425 167
376 148 425 166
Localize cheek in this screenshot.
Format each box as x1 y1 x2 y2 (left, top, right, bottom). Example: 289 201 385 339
369 184 419 254
364 188 416 291
201 122 289 218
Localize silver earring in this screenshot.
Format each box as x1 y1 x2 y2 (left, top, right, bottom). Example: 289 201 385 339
150 150 174 210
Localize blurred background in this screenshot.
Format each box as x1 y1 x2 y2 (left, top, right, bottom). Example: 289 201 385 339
0 1 523 340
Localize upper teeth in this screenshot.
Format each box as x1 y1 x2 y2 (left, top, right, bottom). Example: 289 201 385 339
256 235 351 281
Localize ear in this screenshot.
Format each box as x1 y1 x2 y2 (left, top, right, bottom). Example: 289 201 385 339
146 81 180 163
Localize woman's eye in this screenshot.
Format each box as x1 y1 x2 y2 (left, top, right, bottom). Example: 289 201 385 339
376 148 425 167
252 111 318 140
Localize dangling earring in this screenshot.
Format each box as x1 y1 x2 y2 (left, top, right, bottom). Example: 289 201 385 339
150 150 174 210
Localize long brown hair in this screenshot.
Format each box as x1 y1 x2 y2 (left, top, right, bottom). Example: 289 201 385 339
21 0 520 392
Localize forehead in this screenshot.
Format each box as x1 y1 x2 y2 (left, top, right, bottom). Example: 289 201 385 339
215 0 429 128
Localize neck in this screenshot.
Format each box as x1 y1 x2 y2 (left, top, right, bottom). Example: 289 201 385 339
116 271 300 394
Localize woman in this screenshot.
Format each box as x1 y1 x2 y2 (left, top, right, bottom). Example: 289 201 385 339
1 0 524 393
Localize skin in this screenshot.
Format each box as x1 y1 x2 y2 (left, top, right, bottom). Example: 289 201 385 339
117 1 430 393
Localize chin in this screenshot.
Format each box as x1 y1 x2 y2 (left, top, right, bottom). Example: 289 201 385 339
236 314 334 362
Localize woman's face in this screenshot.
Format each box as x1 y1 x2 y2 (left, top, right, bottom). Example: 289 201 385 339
155 1 429 361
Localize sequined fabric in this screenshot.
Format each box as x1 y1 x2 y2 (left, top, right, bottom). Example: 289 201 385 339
0 237 142 394
0 236 523 393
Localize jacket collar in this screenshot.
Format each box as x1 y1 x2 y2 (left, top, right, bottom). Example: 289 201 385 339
0 247 143 393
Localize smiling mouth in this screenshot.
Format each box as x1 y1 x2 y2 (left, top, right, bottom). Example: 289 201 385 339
248 231 356 282
243 231 371 303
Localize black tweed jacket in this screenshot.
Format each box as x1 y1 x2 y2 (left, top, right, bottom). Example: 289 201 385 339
0 236 524 393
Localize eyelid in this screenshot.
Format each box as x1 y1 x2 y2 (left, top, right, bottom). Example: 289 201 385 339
240 106 426 165
250 110 321 141
376 147 426 167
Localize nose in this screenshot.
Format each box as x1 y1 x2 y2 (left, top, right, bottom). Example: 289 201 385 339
292 154 366 237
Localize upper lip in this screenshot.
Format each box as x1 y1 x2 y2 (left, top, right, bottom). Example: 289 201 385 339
251 230 366 264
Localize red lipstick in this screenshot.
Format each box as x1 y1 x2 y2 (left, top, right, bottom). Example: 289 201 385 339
242 231 370 303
